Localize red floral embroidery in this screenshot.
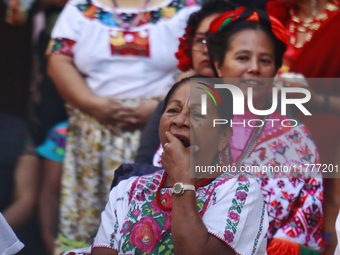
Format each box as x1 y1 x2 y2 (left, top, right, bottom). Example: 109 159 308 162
224 230 234 243
47 38 76 58
129 216 162 253
110 31 150 57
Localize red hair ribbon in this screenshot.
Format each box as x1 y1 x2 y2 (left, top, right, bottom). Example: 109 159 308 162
209 7 289 48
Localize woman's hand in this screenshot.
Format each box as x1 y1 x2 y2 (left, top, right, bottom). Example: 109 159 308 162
161 132 199 184
116 99 159 131
87 96 133 135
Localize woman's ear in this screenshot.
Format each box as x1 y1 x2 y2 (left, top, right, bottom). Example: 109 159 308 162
213 60 223 78
218 126 233 151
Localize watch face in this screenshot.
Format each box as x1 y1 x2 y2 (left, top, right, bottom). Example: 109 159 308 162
174 183 183 194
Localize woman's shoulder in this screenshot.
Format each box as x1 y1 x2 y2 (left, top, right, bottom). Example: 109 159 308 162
201 174 267 255
111 170 164 202
212 174 263 200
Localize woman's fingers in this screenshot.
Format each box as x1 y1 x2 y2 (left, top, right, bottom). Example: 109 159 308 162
164 131 180 145
105 124 121 136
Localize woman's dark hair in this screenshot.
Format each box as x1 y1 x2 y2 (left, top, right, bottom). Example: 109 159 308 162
187 0 236 39
162 75 234 128
207 19 287 73
184 0 236 62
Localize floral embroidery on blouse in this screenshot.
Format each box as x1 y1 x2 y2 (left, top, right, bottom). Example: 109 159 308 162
109 209 119 249
224 175 250 243
251 201 266 255
46 38 76 58
109 171 247 254
109 30 150 57
76 0 193 27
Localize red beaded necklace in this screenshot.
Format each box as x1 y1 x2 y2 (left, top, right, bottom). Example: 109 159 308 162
155 172 215 211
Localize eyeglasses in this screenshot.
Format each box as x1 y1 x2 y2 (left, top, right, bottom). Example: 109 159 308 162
192 36 207 51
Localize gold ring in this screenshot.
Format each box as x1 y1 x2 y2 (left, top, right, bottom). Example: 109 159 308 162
164 142 169 148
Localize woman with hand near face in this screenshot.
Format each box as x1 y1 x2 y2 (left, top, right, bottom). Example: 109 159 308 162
149 7 323 254
62 76 268 255
207 8 323 254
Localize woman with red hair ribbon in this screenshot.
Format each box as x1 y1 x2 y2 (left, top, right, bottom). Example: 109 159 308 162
205 7 323 255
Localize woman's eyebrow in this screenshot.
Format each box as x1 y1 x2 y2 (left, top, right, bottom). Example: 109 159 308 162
234 50 251 55
191 103 201 107
260 52 274 58
168 100 182 105
195 32 206 36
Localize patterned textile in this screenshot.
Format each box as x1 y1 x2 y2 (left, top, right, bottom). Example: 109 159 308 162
231 112 324 252
76 0 194 27
63 170 268 255
21 133 37 156
109 30 150 57
36 121 67 162
47 0 194 59
46 38 76 58
54 102 142 255
46 0 199 99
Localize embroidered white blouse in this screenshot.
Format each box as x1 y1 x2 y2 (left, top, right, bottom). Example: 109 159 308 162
49 0 199 98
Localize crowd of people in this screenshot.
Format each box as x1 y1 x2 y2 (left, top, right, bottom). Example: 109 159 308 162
1 0 340 254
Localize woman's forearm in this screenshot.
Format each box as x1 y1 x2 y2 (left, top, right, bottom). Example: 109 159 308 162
47 54 98 115
171 191 209 255
171 191 233 255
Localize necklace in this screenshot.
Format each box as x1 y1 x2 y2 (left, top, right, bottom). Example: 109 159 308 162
155 172 215 211
288 0 339 48
111 0 153 30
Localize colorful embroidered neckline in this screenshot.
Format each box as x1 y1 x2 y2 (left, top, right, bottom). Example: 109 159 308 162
76 0 189 27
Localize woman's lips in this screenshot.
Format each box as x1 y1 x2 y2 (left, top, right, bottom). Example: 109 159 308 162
173 134 190 148
240 79 264 87
201 59 211 65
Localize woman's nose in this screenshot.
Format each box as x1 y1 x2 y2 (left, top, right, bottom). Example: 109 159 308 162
173 111 190 127
247 58 260 75
202 44 208 56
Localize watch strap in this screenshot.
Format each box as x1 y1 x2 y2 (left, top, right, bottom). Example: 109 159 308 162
183 184 195 192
